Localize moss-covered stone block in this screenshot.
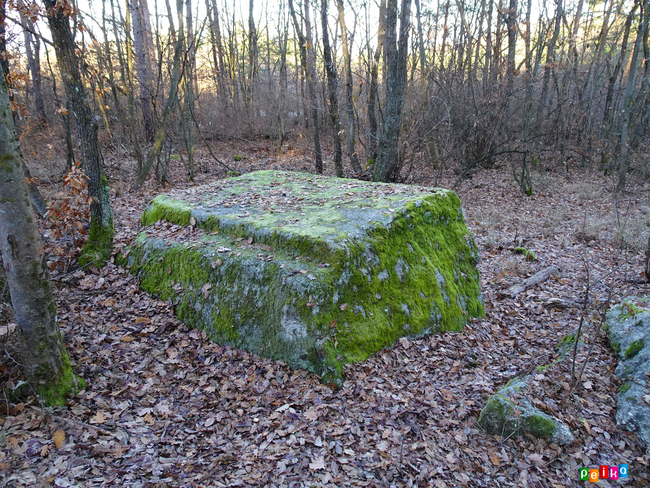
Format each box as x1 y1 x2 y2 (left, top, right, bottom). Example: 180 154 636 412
478 377 574 445
124 170 484 385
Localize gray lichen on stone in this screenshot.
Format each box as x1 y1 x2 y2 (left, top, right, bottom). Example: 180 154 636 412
606 298 650 451
123 170 484 385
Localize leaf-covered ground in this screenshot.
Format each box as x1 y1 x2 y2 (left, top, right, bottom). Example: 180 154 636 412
2 143 650 487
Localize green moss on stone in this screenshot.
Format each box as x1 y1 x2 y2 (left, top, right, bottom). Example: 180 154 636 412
142 195 193 227
618 301 647 320
611 339 621 354
620 382 631 393
625 339 645 359
514 247 536 261
523 413 557 438
128 171 484 384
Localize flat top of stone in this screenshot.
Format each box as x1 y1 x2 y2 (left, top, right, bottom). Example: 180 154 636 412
151 170 452 245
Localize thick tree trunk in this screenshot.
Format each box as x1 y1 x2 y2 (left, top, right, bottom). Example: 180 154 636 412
44 0 113 268
321 0 343 177
0 64 81 406
1 0 47 217
372 0 412 182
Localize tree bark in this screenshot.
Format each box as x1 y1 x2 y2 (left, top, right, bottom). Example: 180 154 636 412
367 0 386 162
288 0 323 174
615 0 649 194
130 0 155 142
336 0 363 175
248 0 258 113
321 0 343 177
1 0 47 217
17 0 48 127
0 58 81 406
44 0 113 267
372 0 412 182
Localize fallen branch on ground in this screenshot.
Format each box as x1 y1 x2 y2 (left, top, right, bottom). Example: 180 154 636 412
502 266 560 298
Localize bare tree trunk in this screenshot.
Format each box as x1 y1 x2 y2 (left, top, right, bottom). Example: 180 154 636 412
321 0 343 177
439 0 450 71
483 0 493 86
288 0 323 174
248 0 258 113
367 0 386 162
18 0 48 127
0 53 81 406
206 0 227 102
44 0 113 268
602 3 636 135
130 0 156 141
372 0 412 182
134 40 184 189
414 0 427 83
538 0 563 118
615 0 649 194
178 0 195 181
505 0 518 88
336 0 363 174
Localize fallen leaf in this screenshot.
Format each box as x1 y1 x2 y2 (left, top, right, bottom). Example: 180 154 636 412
528 453 545 467
91 411 106 424
304 408 319 421
340 303 348 311
120 335 135 342
53 429 65 450
309 456 326 470
201 282 212 298
488 448 501 466
135 317 151 325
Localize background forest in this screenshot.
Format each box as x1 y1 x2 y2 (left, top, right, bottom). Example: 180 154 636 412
3 0 650 192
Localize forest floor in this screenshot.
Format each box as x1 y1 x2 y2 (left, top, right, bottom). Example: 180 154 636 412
1 137 650 487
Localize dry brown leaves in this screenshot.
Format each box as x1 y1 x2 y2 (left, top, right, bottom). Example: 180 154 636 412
1 154 650 487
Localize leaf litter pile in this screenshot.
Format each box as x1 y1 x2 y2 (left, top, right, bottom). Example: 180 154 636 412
2 151 650 487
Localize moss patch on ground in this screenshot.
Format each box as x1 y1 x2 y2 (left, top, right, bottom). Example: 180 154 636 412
125 171 484 384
